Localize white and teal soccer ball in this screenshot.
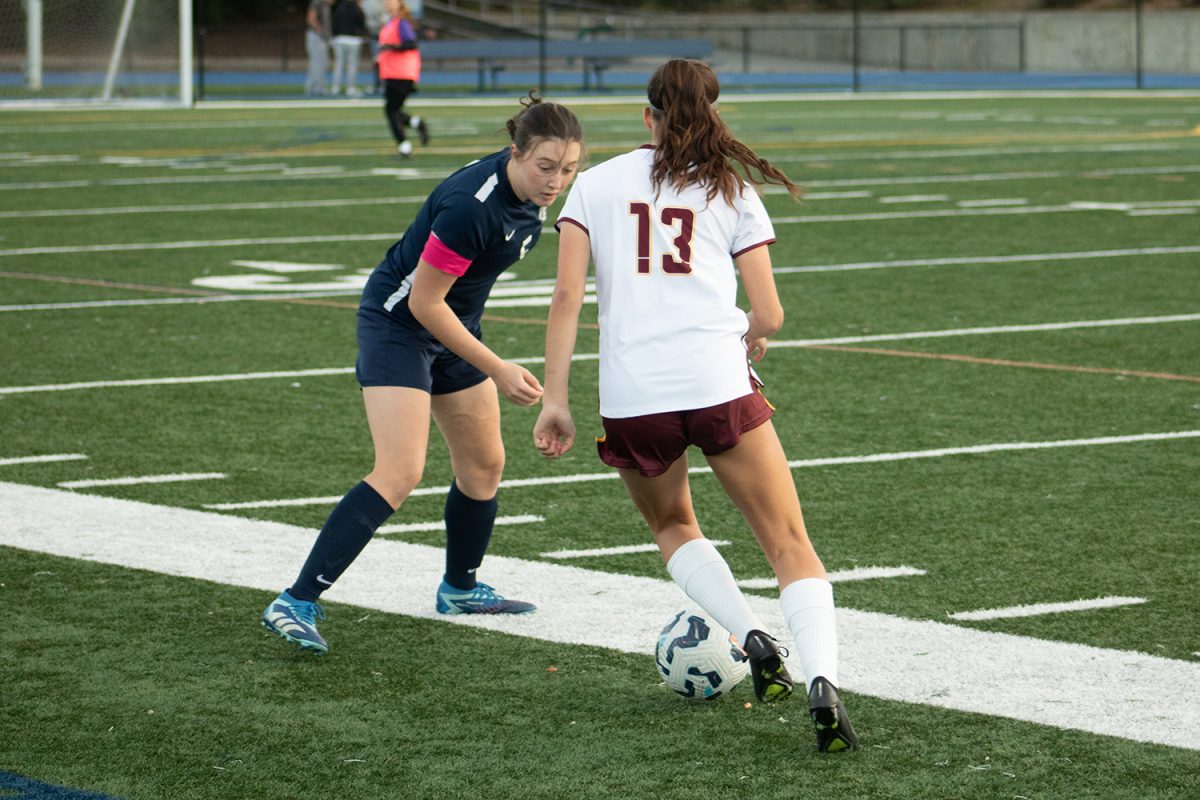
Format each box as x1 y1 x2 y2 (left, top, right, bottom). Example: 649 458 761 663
655 609 749 700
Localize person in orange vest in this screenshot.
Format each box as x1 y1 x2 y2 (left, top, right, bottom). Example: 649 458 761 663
378 0 429 157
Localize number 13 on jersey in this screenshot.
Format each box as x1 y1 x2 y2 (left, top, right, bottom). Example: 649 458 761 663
629 201 695 275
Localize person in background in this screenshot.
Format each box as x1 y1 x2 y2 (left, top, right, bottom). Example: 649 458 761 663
261 94 584 656
304 0 333 96
378 0 428 157
534 59 859 754
331 0 369 97
362 0 388 95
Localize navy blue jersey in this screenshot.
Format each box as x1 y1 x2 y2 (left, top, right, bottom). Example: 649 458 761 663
362 149 546 327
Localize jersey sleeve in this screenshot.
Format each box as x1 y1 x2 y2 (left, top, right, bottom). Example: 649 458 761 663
424 195 491 277
731 185 776 258
555 175 589 235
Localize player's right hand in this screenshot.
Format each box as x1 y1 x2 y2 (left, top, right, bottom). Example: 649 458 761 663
534 405 576 458
494 362 544 406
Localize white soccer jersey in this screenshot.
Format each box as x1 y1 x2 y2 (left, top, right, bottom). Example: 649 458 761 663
557 146 776 418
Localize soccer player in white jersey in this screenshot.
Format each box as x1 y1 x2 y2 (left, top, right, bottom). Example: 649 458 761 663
534 59 858 753
261 95 583 655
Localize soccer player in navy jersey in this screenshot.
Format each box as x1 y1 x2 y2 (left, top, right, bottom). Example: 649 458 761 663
262 94 584 654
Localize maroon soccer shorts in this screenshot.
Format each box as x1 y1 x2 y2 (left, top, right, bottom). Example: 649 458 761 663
596 389 775 478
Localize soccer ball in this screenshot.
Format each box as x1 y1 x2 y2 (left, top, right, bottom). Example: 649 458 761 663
655 609 749 700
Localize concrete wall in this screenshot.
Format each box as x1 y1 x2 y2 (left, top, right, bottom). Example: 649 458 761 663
633 10 1200 73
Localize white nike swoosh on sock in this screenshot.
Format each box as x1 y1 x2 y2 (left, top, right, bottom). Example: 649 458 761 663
316 574 333 585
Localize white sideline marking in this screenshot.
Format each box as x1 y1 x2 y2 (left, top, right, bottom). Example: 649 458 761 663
1 481 1197 751
542 540 732 560
774 244 1200 274
378 514 544 534
949 596 1148 622
2 313 1196 396
57 472 226 489
200 431 1200 510
738 565 928 589
0 453 88 467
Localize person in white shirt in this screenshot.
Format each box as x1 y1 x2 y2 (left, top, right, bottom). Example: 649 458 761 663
534 58 858 753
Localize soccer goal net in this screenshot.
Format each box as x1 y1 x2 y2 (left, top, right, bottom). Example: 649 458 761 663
0 0 193 106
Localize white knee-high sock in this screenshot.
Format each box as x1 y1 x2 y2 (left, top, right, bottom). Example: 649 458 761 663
779 577 839 691
666 538 765 647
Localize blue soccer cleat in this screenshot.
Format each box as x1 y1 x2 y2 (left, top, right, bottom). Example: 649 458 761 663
261 590 328 654
435 580 536 615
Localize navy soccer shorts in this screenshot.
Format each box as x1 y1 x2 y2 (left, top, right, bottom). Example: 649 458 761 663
355 305 489 395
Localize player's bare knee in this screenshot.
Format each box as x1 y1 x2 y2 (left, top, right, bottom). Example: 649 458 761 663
366 465 424 506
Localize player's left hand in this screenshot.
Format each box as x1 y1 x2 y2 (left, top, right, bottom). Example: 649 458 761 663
745 335 769 362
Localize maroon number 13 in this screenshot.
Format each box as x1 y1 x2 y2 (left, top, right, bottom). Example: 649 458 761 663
628 202 694 275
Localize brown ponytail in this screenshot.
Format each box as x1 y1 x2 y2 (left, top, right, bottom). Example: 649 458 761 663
647 59 799 205
505 91 585 158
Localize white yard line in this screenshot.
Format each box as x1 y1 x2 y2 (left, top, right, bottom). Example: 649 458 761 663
949 596 1148 622
0 167 446 193
0 453 88 467
0 292 363 313
8 198 1193 260
2 246 1195 314
878 194 950 204
796 163 1200 190
738 565 928 589
0 367 358 396
957 198 1028 208
774 202 1121 225
57 472 226 489
1127 208 1198 217
542 540 731 560
772 313 1200 346
2 480 1197 751
377 514 544 534
3 313 1197 396
773 244 1200 274
199 431 1200 511
0 233 400 257
773 141 1191 163
0 196 429 219
2 202 1192 258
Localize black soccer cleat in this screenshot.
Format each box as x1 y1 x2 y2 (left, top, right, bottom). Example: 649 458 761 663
808 676 859 753
416 117 430 146
743 629 794 704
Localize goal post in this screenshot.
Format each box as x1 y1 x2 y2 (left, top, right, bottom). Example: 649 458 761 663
3 0 194 106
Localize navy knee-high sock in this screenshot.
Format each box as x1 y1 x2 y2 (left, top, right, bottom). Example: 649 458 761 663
289 481 395 602
443 480 497 590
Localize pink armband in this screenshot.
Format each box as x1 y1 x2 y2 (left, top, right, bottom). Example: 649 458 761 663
421 233 472 276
